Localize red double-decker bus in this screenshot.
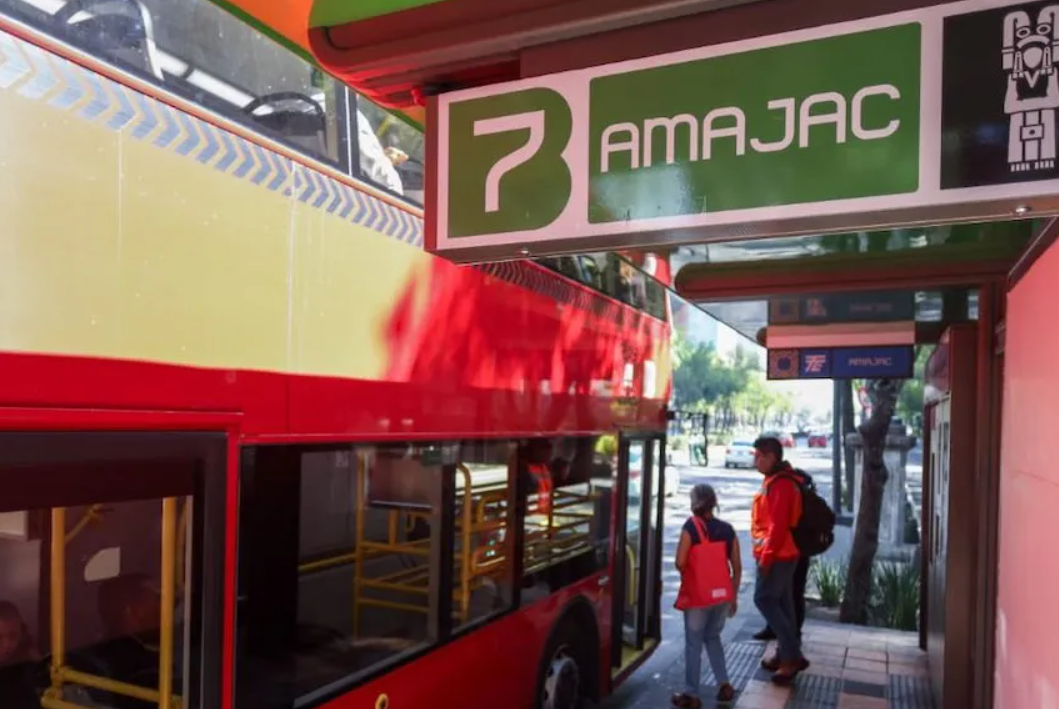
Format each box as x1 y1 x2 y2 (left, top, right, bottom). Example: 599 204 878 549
0 3 671 709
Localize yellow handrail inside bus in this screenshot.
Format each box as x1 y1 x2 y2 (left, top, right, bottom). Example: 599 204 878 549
626 544 638 606
64 504 107 544
43 501 183 709
336 455 602 636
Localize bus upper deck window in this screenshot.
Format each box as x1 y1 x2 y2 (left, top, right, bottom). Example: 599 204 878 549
55 0 162 79
244 93 328 157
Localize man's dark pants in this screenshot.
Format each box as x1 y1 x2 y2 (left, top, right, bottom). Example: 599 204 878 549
759 554 809 638
753 559 802 663
792 554 809 631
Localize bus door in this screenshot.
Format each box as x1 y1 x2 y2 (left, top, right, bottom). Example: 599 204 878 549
611 433 665 671
0 431 227 709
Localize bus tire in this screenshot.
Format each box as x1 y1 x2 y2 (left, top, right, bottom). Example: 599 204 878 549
536 604 598 709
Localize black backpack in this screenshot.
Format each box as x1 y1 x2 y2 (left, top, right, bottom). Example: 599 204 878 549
779 470 836 556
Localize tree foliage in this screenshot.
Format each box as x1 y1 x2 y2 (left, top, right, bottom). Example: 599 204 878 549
896 346 934 433
671 337 793 432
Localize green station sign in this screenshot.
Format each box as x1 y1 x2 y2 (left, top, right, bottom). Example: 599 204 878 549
431 0 1059 258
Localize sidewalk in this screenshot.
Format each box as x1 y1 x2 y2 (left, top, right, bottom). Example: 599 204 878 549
603 583 933 709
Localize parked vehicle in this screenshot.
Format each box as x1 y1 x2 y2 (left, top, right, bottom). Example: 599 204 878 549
725 441 756 468
808 432 829 448
666 467 680 497
763 430 796 448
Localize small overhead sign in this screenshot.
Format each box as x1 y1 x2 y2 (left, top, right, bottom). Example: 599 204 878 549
768 291 915 325
767 345 914 380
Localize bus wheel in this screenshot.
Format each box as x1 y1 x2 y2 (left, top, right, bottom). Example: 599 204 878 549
539 625 585 709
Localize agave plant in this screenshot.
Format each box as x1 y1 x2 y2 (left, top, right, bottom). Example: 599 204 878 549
871 561 920 631
810 558 847 608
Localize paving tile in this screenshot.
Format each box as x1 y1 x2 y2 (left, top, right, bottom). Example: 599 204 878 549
734 680 790 709
718 641 770 692
734 626 765 643
846 658 888 673
804 663 845 679
887 662 928 678
843 679 888 699
837 693 889 709
847 648 888 662
786 675 842 709
889 675 935 709
806 642 849 658
842 669 889 685
886 650 925 663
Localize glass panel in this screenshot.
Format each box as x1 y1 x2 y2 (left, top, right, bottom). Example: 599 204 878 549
520 437 614 607
642 439 662 636
452 441 514 629
0 0 345 168
237 444 442 709
356 97 424 204
535 253 668 320
0 496 190 709
622 441 646 642
672 220 1037 271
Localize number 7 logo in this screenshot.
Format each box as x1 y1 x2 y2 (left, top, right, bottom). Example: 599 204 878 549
444 87 573 239
473 111 546 213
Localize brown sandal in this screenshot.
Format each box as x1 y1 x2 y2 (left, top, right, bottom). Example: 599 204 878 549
770 658 809 686
716 683 736 703
670 692 702 709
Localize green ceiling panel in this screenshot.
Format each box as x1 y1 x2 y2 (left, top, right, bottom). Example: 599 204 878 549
310 0 451 27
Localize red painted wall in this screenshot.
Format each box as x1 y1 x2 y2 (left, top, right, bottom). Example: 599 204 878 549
996 244 1059 709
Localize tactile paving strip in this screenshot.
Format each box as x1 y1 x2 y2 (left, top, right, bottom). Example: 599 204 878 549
785 675 842 709
890 675 935 709
699 641 767 692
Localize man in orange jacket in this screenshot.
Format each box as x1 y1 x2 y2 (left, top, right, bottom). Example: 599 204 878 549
750 436 809 685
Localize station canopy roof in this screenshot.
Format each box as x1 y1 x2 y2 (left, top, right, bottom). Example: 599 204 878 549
209 0 751 119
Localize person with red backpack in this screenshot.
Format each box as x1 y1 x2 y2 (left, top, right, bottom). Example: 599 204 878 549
751 437 810 685
671 484 742 708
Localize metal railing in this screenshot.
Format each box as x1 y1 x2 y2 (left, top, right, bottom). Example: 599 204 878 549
42 501 183 709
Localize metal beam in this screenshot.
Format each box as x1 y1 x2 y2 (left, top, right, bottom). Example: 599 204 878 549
678 261 1010 302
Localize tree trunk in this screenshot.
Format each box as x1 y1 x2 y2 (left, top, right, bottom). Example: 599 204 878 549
842 381 856 512
839 378 903 625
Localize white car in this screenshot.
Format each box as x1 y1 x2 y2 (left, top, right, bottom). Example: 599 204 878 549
724 440 756 469
664 466 680 497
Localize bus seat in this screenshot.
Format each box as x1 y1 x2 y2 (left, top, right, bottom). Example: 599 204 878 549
244 93 328 157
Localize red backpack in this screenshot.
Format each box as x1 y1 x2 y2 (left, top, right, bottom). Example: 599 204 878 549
675 516 734 610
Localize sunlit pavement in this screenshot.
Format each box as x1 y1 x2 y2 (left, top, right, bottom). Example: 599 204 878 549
603 449 931 709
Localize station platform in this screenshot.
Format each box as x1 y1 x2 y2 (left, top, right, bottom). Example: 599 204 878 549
605 598 933 709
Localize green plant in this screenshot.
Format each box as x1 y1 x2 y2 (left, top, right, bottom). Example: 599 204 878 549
669 435 688 451
871 561 920 631
810 558 847 608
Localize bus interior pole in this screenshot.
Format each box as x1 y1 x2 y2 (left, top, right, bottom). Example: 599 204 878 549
831 379 842 513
